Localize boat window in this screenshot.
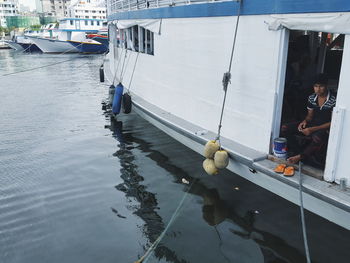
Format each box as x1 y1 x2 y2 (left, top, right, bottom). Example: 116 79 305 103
132 26 139 52
139 27 146 53
116 25 154 56
85 20 88 26
146 29 154 55
278 30 344 173
70 20 73 26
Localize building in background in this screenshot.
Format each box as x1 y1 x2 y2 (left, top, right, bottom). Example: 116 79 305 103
68 0 106 20
40 0 71 18
5 15 40 28
35 0 43 13
0 0 19 27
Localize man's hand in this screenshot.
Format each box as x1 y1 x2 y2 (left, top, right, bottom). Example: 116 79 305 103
300 127 313 136
298 120 307 131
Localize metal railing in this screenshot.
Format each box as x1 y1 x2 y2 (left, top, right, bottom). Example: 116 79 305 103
107 0 229 15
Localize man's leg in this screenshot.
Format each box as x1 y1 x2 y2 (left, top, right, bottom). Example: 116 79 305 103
300 130 329 162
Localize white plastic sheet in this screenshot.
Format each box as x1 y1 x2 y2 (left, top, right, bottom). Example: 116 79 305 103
268 13 350 34
113 19 162 34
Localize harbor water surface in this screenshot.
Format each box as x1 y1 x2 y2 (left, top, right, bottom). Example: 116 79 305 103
1 49 350 263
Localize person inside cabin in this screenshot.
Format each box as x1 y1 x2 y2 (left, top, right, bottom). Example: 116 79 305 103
281 73 336 165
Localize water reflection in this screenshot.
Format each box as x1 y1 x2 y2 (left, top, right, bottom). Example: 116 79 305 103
104 114 188 263
102 109 309 263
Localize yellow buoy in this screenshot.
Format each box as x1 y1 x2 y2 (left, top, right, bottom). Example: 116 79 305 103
214 150 229 169
203 159 218 175
204 140 220 158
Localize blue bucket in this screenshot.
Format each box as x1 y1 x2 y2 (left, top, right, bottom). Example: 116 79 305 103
273 137 287 159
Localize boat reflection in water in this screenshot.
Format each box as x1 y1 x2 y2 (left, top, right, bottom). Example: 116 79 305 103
102 108 312 263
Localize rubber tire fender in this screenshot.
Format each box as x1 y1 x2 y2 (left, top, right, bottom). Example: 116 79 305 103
122 93 132 114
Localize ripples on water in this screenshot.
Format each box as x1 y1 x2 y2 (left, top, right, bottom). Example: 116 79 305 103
1 49 350 263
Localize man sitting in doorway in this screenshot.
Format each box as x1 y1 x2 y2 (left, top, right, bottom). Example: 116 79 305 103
281 73 336 165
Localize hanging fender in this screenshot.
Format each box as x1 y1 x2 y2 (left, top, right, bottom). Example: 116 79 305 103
112 83 124 114
108 85 115 106
122 93 132 114
99 65 104 82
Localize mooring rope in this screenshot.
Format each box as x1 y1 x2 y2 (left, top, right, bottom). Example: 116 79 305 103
21 42 34 53
112 48 125 85
127 52 140 93
2 57 89 77
216 0 243 145
116 48 127 84
120 49 131 83
2 35 105 77
134 179 196 263
298 162 311 263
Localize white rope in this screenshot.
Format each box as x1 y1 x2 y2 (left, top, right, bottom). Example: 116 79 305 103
112 48 125 85
298 162 311 263
2 35 107 78
127 52 140 93
135 179 196 263
216 0 243 145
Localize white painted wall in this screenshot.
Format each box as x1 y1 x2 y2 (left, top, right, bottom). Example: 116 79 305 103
112 16 284 153
324 35 350 186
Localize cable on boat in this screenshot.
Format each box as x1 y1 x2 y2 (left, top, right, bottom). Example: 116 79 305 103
202 0 242 175
1 57 89 77
216 0 243 146
127 52 140 93
134 179 196 263
112 48 126 85
21 42 34 53
120 49 131 83
298 162 311 263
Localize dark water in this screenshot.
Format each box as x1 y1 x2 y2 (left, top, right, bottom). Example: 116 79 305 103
1 49 350 263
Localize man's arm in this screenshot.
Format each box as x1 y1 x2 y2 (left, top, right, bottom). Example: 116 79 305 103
298 109 314 131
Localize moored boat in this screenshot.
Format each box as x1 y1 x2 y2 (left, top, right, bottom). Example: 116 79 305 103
27 18 106 54
68 39 108 53
86 33 108 46
104 0 350 231
4 40 23 51
16 36 42 53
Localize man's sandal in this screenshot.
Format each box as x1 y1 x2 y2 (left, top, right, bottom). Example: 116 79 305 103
274 164 286 173
283 166 295 177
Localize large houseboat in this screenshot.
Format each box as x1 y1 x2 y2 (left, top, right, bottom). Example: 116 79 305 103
103 0 350 230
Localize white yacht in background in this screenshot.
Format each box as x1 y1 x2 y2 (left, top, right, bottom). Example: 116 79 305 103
104 0 350 230
28 18 106 53
5 23 58 52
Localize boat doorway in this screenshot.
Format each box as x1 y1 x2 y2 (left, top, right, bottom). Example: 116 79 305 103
277 30 344 177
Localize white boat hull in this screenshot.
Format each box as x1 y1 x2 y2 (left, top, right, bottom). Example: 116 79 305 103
4 41 24 51
103 56 350 230
132 94 350 231
29 37 79 53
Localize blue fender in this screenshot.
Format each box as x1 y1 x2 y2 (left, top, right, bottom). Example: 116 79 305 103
112 83 124 114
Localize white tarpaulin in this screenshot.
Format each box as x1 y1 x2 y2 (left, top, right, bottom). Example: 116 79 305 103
113 19 162 34
268 13 350 34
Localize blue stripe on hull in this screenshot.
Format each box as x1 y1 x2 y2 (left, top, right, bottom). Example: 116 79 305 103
69 42 108 53
108 0 350 20
18 43 42 53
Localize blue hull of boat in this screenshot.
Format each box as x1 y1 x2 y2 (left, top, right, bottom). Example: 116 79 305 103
93 37 109 47
18 43 42 53
69 41 108 54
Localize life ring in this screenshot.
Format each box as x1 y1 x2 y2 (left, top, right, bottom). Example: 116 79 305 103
122 93 132 114
112 83 124 114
